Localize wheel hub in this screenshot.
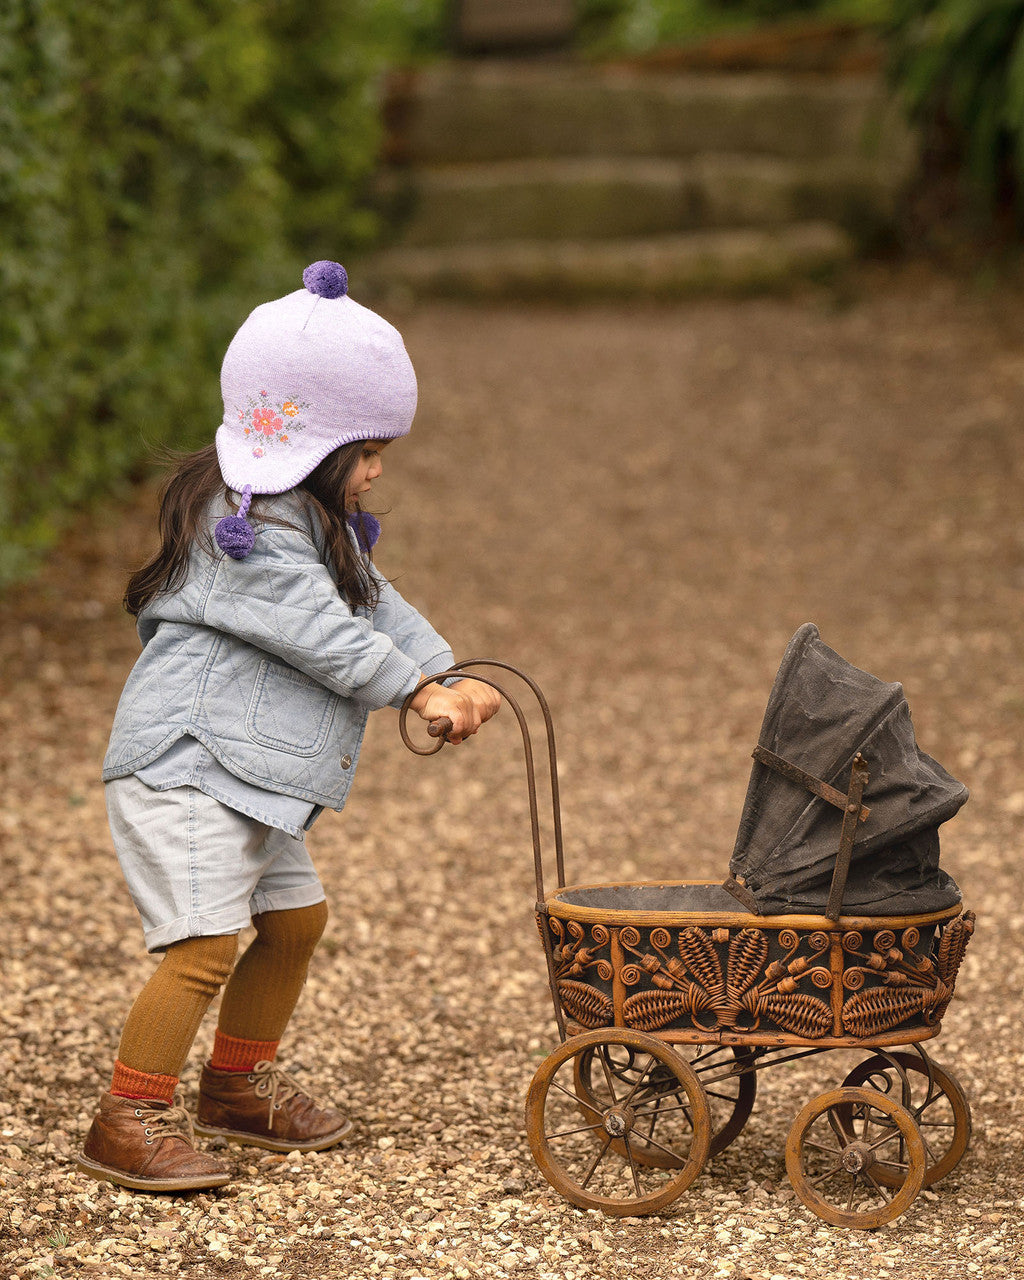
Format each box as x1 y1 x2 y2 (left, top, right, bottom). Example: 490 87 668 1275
603 1104 635 1138
840 1142 873 1175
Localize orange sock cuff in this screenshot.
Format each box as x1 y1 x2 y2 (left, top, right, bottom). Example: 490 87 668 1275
110 1059 178 1104
210 1029 280 1073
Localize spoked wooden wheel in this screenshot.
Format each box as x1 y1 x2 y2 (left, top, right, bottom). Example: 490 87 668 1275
786 1087 926 1228
573 1041 755 1164
835 1051 971 1188
526 1029 712 1215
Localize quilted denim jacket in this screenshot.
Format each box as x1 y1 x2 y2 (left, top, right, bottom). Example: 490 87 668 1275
102 495 454 810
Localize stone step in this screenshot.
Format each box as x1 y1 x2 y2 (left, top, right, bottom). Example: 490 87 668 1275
382 153 907 247
359 222 853 300
384 61 914 168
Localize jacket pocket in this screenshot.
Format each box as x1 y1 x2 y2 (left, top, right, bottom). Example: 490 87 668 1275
245 660 337 756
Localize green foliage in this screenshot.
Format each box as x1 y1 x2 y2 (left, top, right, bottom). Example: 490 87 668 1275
1 0 444 587
578 0 892 53
257 0 447 257
886 1 1024 217
706 0 850 18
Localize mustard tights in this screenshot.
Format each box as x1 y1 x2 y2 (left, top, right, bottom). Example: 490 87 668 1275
116 901 329 1079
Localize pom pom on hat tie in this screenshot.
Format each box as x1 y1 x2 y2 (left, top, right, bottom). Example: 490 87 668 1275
214 492 381 561
302 260 349 299
214 485 256 559
347 510 381 553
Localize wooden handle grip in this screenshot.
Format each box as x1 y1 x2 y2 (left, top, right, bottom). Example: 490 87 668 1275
428 716 454 739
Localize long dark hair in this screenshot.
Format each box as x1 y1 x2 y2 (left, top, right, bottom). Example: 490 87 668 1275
124 442 379 616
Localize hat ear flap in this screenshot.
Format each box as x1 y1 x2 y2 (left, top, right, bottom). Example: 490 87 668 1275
214 485 256 559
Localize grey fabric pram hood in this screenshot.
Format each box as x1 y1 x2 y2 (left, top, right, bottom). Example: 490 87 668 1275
726 624 968 916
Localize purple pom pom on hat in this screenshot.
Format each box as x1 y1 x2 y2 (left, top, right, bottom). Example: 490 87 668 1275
347 510 381 553
215 485 256 559
302 260 349 299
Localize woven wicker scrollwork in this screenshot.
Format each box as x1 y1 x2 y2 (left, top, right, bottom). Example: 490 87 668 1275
842 986 936 1037
757 992 834 1038
728 929 770 997
547 917 615 1028
619 925 833 1037
936 911 975 987
840 910 975 1036
677 928 726 999
621 989 694 1032
557 980 615 1029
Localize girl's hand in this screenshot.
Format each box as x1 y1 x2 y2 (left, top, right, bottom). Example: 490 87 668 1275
461 679 501 729
409 679 501 744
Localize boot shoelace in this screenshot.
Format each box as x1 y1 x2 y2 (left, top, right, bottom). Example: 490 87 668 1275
248 1060 323 1130
135 1099 195 1146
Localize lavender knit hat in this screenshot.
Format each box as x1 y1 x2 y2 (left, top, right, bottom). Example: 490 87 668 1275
213 261 416 557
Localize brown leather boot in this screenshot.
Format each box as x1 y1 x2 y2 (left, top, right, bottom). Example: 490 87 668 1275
194 1059 352 1152
77 1093 231 1192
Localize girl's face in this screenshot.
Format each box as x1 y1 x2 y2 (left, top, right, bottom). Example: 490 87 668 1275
344 440 391 511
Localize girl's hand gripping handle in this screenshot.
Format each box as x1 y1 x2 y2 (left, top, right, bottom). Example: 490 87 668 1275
408 677 501 745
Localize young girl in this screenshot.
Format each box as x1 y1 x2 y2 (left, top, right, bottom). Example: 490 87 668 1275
78 261 500 1192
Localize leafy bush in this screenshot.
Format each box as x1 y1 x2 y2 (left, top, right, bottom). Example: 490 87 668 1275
0 0 444 588
886 1 1024 217
578 0 891 53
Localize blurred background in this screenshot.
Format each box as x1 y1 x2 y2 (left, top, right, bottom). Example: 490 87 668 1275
3 0 1024 585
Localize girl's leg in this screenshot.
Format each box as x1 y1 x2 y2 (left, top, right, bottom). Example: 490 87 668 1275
79 933 238 1192
114 933 239 1099
196 901 351 1152
210 901 329 1071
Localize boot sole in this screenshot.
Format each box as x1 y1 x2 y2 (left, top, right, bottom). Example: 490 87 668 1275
192 1117 353 1153
75 1155 231 1192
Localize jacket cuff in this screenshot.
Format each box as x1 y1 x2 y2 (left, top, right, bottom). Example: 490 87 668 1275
355 646 422 709
387 647 456 710
422 648 456 678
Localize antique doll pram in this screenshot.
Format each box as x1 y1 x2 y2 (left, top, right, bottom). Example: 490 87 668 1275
401 624 974 1229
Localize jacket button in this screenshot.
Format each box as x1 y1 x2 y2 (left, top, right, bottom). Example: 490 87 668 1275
340 754 353 769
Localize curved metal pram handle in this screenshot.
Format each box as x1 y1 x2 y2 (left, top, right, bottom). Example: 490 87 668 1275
398 660 566 904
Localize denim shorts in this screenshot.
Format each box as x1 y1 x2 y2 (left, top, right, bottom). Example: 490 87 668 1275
106 775 326 952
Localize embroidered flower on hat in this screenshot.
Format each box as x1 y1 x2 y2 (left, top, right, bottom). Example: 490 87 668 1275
235 394 310 459
253 406 284 435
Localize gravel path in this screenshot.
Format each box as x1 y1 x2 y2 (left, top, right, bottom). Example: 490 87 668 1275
2 265 1022 1279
